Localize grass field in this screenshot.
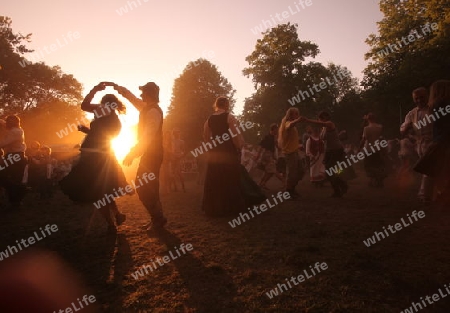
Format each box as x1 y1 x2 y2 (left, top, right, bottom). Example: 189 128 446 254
1 167 450 313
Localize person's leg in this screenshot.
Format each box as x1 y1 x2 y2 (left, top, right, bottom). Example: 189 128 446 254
259 172 271 188
174 159 186 192
324 150 343 197
285 152 299 197
338 176 348 194
109 200 126 225
172 157 183 191
169 161 177 191
99 204 116 233
263 158 278 188
417 139 433 201
4 155 27 208
136 157 166 229
275 172 285 190
327 175 342 197
279 157 287 189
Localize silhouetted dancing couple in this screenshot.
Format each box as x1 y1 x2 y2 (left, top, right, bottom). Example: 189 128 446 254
60 81 166 234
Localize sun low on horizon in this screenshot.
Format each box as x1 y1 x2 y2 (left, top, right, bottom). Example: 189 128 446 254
84 91 140 162
111 114 138 162
103 85 170 162
111 101 140 162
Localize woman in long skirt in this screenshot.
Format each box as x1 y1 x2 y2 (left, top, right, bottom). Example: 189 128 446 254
60 82 128 233
201 97 246 217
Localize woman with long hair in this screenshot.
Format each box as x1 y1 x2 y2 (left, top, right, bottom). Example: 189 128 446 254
60 82 128 233
201 97 246 217
278 107 301 199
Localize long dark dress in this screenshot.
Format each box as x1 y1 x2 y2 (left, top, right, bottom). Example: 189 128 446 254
202 113 246 217
59 112 128 203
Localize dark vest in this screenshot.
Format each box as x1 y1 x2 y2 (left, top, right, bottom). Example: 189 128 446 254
138 104 163 160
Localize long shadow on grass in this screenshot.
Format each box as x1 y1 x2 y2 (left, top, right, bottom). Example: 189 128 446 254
77 232 133 312
157 229 243 312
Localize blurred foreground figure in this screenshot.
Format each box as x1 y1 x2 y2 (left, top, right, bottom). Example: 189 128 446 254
0 251 99 313
414 80 450 205
400 87 433 203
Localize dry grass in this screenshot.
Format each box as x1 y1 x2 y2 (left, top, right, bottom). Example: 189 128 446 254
1 168 450 312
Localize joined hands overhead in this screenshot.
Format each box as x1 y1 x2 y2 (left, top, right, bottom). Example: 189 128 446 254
89 82 132 99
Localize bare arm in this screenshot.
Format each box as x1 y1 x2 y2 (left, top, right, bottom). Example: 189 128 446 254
301 117 335 130
286 117 301 130
77 125 90 134
80 83 105 113
124 109 160 165
113 84 146 111
400 111 413 136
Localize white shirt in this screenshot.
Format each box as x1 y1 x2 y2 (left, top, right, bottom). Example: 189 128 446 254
400 107 433 139
0 127 26 153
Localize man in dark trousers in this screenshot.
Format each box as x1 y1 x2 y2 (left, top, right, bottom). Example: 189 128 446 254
113 82 167 232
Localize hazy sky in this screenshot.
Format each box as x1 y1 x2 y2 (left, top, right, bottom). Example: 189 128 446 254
4 0 383 115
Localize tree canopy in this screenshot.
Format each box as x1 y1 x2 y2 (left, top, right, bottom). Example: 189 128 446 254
0 16 84 145
362 0 450 136
164 58 236 151
242 23 360 142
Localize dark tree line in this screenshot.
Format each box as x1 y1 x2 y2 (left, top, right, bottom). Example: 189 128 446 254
0 16 84 145
3 0 449 149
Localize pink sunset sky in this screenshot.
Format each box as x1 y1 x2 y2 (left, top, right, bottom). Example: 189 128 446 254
3 0 383 115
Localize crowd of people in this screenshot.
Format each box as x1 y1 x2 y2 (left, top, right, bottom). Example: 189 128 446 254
0 117 74 208
203 79 450 217
1 79 449 234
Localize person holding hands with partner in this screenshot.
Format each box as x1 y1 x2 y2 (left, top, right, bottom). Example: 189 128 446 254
278 108 302 199
60 82 128 234
299 111 349 197
112 82 167 233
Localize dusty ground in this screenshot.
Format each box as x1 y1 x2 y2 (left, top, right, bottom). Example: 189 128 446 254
1 167 450 313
